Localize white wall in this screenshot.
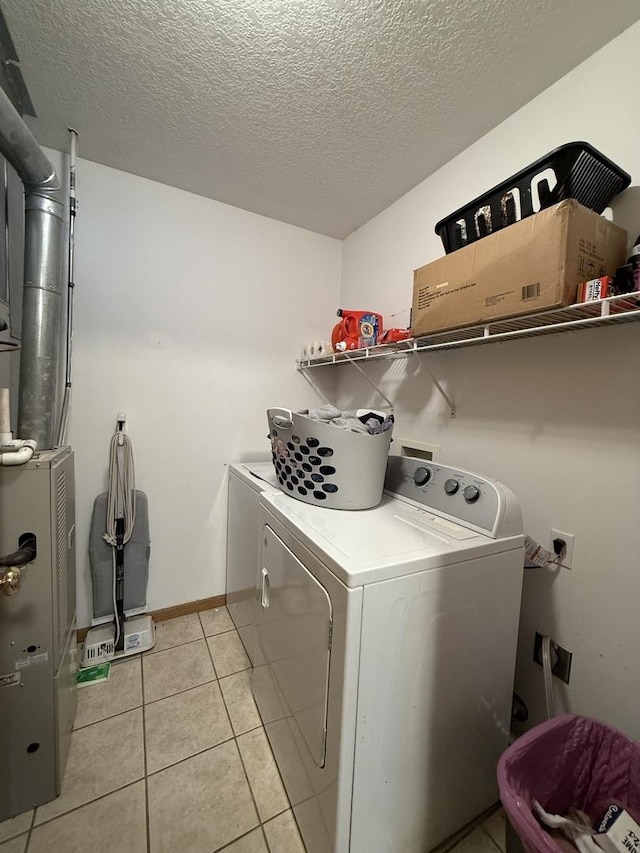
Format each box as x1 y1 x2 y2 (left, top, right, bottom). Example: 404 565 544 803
337 22 640 738
62 153 341 628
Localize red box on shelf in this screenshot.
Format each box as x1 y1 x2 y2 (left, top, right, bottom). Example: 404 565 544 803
576 275 616 302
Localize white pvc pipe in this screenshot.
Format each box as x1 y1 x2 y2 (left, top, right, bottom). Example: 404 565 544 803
0 387 10 444
0 439 37 466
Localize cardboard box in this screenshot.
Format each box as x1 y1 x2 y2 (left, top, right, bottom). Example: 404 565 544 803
412 200 627 336
594 805 640 853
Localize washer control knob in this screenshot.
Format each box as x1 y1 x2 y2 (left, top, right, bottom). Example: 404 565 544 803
413 467 431 486
463 485 480 503
444 478 459 495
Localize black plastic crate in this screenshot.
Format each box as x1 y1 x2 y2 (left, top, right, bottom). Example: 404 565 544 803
435 142 631 254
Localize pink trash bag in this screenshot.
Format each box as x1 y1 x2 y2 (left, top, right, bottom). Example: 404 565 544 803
497 714 640 853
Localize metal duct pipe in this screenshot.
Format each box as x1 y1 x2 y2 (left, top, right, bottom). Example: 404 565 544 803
0 85 64 449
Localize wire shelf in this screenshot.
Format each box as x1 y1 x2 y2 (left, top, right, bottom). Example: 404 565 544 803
297 293 640 369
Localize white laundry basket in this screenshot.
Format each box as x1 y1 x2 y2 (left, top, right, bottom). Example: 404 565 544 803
267 407 393 510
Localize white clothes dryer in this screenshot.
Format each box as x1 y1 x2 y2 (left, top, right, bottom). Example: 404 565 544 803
226 462 278 664
253 455 524 853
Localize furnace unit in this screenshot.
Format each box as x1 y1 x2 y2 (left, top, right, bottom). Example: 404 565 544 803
0 447 77 819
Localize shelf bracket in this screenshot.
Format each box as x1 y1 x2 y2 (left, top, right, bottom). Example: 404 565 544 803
300 367 333 406
418 356 456 417
343 353 394 411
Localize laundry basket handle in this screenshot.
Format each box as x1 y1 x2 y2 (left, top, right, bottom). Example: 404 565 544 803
270 408 294 430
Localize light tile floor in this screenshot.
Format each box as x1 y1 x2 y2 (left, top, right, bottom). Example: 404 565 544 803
0 606 509 853
446 808 507 853
0 608 304 853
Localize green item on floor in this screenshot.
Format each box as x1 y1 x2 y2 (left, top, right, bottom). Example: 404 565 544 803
77 662 111 687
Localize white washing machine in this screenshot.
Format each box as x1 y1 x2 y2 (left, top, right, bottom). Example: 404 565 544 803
253 455 524 853
226 462 279 664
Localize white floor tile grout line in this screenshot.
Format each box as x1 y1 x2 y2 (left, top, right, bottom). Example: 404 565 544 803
72 655 143 732
20 738 296 850
204 630 264 833
0 824 30 849
148 617 240 652
140 655 151 853
145 733 237 777
22 779 144 833
58 613 505 853
70 667 254 756
435 806 507 853
11 615 291 853
143 673 220 706
480 824 506 853
72 701 144 732
23 802 36 853
197 608 237 640
72 663 250 731
201 626 302 850
21 664 151 840
142 632 251 704
142 610 237 655
143 632 209 657
5 611 264 853
479 811 508 853
210 825 266 853
148 621 302 849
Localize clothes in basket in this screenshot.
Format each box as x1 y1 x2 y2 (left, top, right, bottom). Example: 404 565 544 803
300 404 394 435
267 406 394 510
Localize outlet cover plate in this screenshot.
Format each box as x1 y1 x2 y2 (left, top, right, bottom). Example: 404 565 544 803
533 631 573 684
550 529 575 569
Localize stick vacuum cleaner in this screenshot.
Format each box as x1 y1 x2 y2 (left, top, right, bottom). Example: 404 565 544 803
81 414 155 666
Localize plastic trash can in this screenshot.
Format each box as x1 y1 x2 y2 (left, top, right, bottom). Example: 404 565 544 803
497 714 640 853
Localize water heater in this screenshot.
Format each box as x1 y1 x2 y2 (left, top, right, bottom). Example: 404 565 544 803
0 447 77 819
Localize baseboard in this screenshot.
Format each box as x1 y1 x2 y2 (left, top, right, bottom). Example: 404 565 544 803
76 594 227 644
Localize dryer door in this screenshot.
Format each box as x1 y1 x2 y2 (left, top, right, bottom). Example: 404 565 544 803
255 525 332 768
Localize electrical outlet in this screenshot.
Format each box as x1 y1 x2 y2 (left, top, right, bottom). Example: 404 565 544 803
533 631 573 684
550 529 575 568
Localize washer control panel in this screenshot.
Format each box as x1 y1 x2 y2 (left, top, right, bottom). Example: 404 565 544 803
384 456 502 535
413 467 431 486
444 478 459 495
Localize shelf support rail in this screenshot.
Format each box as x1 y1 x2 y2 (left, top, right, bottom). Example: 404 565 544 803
418 355 456 418
343 354 394 411
300 367 333 406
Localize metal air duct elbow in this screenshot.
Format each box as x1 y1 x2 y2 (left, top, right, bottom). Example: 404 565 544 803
0 85 64 450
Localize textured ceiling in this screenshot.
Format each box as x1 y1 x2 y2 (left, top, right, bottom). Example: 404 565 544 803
3 0 640 238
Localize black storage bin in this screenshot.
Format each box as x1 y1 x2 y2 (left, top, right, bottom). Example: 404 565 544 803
435 142 631 254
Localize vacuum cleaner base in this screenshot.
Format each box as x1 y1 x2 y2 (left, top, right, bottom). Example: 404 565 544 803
81 614 155 667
